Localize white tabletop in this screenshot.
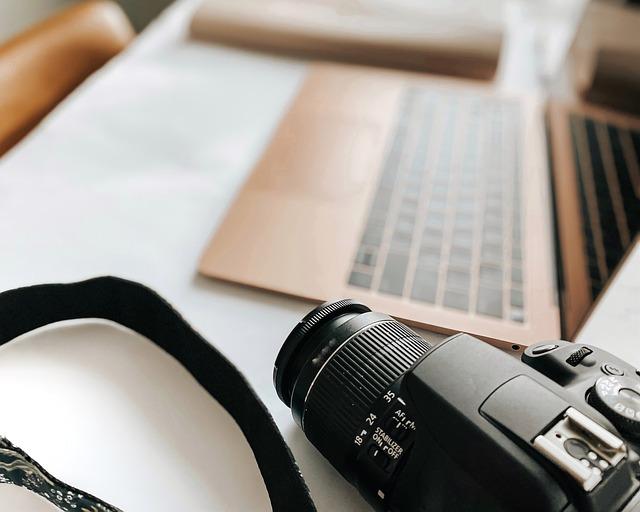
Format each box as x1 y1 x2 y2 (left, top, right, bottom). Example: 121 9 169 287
0 1 637 511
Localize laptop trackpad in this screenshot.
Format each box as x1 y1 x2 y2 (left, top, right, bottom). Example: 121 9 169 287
249 113 380 201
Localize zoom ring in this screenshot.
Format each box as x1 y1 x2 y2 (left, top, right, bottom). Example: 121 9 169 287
303 320 432 479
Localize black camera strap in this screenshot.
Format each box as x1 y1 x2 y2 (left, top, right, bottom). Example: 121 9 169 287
0 276 316 512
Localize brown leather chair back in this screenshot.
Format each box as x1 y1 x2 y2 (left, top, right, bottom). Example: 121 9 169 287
0 1 134 156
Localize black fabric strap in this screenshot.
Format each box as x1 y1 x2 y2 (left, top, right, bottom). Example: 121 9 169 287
0 276 316 512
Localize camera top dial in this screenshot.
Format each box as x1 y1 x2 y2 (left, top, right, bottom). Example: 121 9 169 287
590 375 640 439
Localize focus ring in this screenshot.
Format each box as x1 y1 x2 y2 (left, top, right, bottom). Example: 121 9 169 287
274 299 371 404
302 320 432 478
293 299 370 346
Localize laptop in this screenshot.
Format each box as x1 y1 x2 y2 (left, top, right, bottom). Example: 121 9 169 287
199 63 639 351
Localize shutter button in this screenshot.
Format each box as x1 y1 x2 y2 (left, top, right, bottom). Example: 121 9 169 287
531 344 559 355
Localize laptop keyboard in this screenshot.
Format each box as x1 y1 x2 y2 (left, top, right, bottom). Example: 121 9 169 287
348 88 525 322
570 114 640 300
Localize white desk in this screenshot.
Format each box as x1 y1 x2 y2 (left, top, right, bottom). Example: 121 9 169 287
0 1 637 511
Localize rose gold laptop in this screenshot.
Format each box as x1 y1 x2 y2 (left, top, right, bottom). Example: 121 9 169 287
199 63 639 351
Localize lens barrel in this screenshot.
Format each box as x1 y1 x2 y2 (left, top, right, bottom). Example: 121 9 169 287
274 300 432 482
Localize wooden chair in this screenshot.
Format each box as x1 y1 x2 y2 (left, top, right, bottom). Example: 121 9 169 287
0 1 134 156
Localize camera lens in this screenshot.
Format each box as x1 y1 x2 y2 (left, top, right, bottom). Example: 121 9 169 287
274 300 432 483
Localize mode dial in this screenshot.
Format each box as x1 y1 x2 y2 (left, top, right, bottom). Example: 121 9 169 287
590 375 640 438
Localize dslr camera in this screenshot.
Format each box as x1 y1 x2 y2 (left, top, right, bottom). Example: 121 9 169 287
274 300 640 512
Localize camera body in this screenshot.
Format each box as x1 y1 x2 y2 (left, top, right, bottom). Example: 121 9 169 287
365 333 640 512
275 302 640 512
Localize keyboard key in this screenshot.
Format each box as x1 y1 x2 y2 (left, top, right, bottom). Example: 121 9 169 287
480 265 502 285
477 287 503 317
608 126 639 235
355 246 377 267
483 231 502 245
486 197 502 208
432 184 448 196
425 211 445 225
363 227 384 246
444 289 469 311
451 237 473 251
458 201 475 213
456 211 474 223
368 213 387 228
458 190 475 201
447 269 470 289
405 173 423 187
485 212 502 226
421 238 442 253
512 245 522 261
570 114 637 301
392 228 412 246
605 250 623 272
510 307 525 323
412 271 439 303
511 266 522 284
631 129 640 163
481 243 502 263
379 252 409 296
349 271 372 289
372 196 390 213
449 248 472 266
429 197 448 210
418 247 441 266
391 240 412 252
394 218 413 237
453 230 473 246
511 288 524 308
403 189 420 202
421 228 442 244
512 224 521 242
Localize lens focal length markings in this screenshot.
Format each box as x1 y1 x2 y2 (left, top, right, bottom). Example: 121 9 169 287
352 379 419 506
275 306 432 510
300 317 431 484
